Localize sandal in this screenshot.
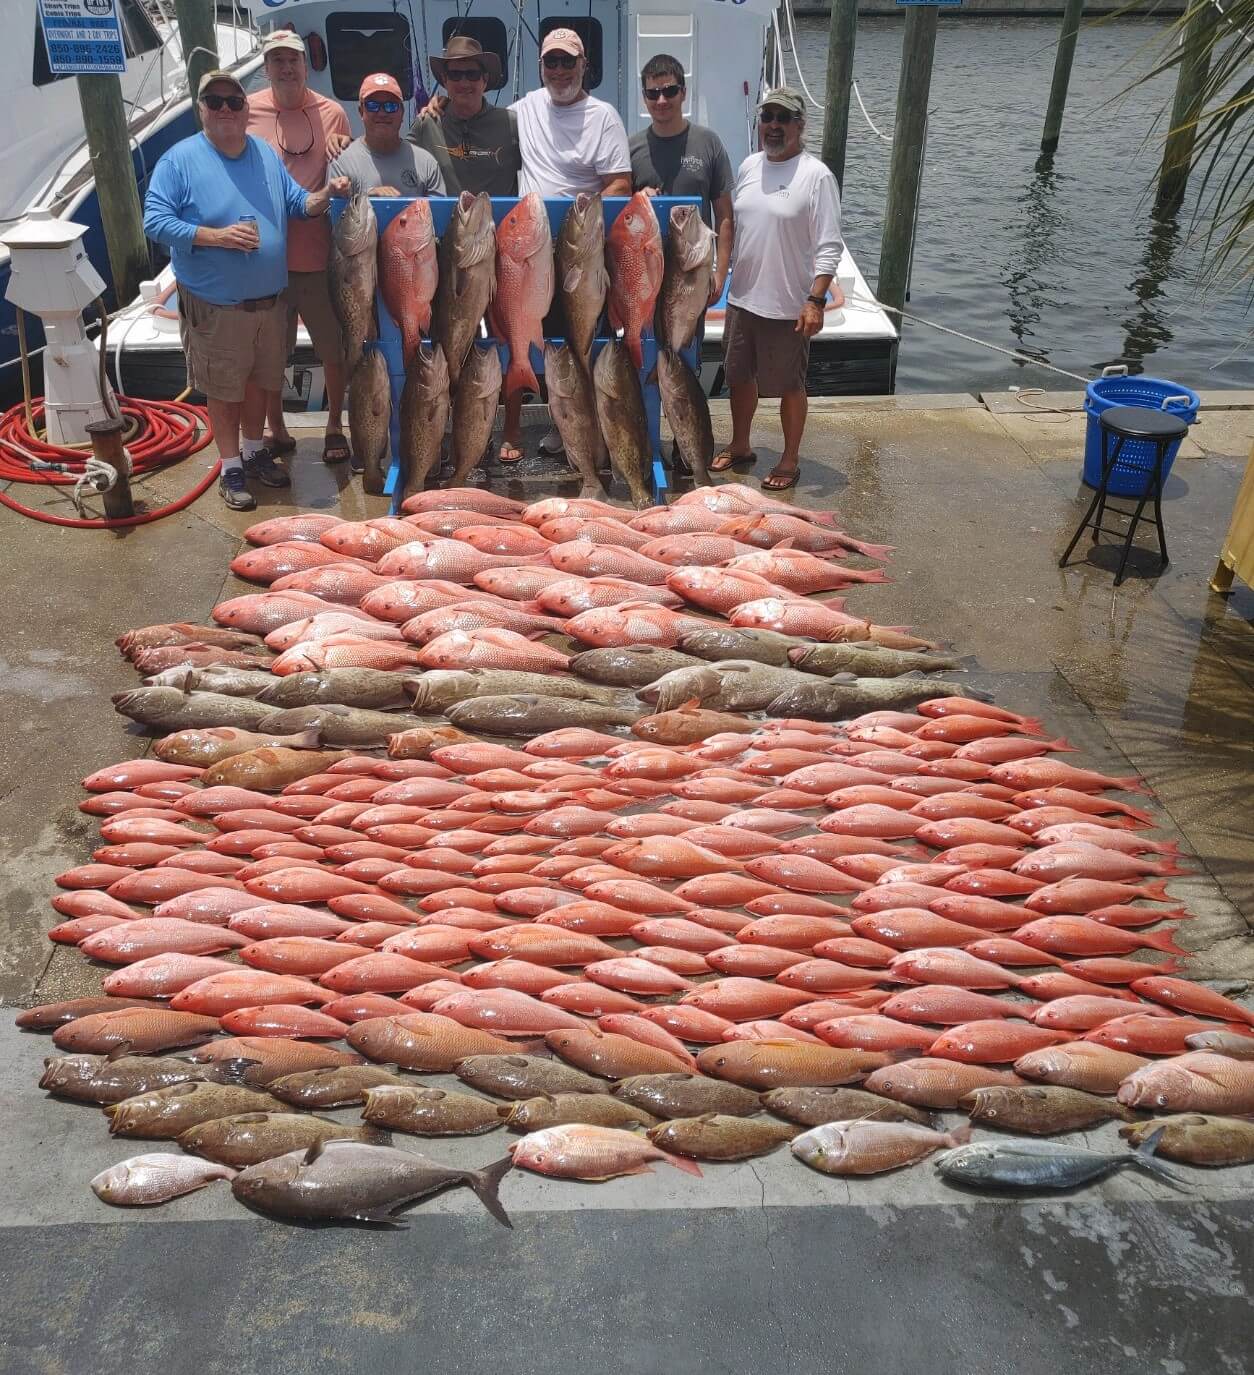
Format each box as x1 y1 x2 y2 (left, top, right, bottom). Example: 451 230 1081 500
322 433 352 465
761 463 800 492
498 440 524 464
266 433 298 457
710 447 756 473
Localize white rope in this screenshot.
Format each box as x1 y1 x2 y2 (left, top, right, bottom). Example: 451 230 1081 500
71 455 119 518
781 0 825 111
846 288 1093 385
852 81 893 143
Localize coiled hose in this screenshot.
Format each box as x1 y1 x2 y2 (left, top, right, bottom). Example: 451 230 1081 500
0 300 218 528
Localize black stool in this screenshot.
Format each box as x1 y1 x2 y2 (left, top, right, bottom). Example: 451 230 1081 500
1059 404 1187 586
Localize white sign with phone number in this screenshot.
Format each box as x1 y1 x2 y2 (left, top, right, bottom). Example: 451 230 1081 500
38 0 126 75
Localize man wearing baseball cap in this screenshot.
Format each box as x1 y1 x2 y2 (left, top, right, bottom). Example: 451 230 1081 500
330 74 444 197
714 87 843 492
247 29 354 468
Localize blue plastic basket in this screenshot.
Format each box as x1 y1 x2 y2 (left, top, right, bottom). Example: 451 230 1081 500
1083 369 1200 497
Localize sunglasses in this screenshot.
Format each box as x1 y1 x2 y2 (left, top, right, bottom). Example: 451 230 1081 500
543 53 579 70
201 92 246 112
444 67 485 82
644 83 683 101
759 108 796 125
363 97 401 113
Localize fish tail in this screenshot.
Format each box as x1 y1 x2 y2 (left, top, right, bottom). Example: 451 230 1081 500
1117 775 1152 795
947 1124 974 1146
659 1149 703 1177
1153 860 1192 878
467 1155 515 1228
1128 1127 1193 1191
290 730 323 749
504 355 539 401
1141 880 1172 901
1139 929 1189 957
1018 717 1046 738
1049 738 1077 752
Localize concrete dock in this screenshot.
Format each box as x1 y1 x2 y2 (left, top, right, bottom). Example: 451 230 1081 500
0 392 1250 1373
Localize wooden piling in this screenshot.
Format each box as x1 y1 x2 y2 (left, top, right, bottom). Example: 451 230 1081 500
75 76 149 306
820 0 858 193
86 418 134 521
173 0 220 128
876 4 937 318
1040 0 1085 156
1155 4 1216 214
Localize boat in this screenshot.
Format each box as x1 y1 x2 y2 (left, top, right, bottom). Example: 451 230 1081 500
0 0 263 397
108 0 898 399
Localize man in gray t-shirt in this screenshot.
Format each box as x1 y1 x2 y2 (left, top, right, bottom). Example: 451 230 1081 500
629 54 733 304
330 72 445 196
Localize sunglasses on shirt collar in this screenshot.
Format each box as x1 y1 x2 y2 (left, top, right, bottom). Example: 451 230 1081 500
363 97 402 113
201 92 246 111
643 83 683 101
543 52 579 70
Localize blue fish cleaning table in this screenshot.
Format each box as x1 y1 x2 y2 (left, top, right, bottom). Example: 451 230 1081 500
331 195 703 513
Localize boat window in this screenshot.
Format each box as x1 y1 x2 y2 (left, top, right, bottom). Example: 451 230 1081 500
440 18 509 91
538 17 603 91
33 0 162 88
324 12 413 101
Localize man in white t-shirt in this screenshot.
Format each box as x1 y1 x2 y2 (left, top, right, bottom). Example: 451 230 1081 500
714 88 843 492
509 28 630 461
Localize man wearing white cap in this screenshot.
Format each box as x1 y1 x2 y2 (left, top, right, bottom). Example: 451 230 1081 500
248 29 353 467
331 73 445 197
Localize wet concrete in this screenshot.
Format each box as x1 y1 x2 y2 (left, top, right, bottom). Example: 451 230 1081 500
0 395 1250 1372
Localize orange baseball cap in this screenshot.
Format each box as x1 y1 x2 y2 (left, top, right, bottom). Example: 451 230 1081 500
359 72 403 101
541 28 584 58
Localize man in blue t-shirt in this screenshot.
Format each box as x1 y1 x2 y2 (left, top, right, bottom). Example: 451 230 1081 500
144 70 349 510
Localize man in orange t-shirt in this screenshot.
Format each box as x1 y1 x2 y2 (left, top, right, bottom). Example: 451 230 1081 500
247 30 353 467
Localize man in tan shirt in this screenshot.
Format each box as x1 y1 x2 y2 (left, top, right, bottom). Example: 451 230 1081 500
247 30 353 467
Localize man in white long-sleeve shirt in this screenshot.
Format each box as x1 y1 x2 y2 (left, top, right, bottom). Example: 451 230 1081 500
714 89 843 490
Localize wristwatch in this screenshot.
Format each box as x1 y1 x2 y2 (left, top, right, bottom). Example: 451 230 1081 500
805 294 826 308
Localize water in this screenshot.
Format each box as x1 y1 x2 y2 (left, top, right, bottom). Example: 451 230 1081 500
791 15 1251 393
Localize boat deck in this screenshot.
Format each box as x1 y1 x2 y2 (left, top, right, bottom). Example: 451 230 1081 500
0 393 1251 1372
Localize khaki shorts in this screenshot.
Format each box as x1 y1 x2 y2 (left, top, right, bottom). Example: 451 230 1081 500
178 288 287 403
723 303 810 398
285 269 345 370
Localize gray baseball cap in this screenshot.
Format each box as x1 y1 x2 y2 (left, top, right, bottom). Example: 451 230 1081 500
758 88 806 117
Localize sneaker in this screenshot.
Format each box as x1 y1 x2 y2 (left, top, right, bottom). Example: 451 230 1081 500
218 465 256 511
242 447 291 488
537 426 565 457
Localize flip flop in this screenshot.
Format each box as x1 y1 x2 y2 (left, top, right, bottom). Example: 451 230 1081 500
710 447 756 474
266 434 298 457
322 433 352 465
498 441 524 465
761 464 800 492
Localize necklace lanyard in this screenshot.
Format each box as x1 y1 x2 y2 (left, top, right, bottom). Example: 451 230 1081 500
276 106 316 158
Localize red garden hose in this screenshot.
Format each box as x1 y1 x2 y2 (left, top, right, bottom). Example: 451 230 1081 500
0 394 218 528
0 301 217 529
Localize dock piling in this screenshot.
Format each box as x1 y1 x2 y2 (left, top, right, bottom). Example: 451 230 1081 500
820 0 858 193
173 0 220 128
876 4 937 318
1155 3 1216 214
1040 0 1085 157
74 76 149 306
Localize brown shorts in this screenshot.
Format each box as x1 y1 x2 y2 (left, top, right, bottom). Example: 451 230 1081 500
723 303 810 398
178 287 287 403
285 269 345 370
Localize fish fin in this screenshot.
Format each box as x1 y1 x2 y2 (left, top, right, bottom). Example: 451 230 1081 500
678 699 704 713
563 266 584 293
467 1155 514 1228
947 1124 974 1147
1140 929 1188 957
775 538 795 551
104 1041 135 1063
1117 775 1152 795
291 730 323 749
303 1139 327 1166
354 1209 409 1227
659 1150 703 1178
1129 1126 1193 1191
1140 880 1172 901
607 298 623 332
